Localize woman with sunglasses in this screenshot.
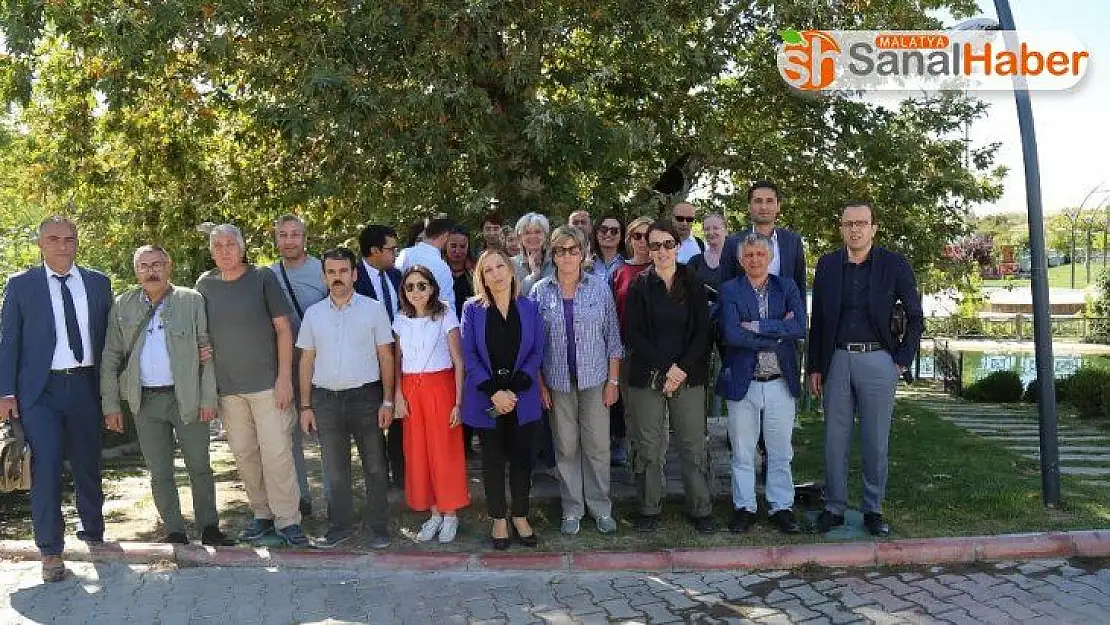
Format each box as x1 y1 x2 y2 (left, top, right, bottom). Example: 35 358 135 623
461 249 545 549
623 220 714 534
588 214 627 282
531 226 623 536
392 266 469 543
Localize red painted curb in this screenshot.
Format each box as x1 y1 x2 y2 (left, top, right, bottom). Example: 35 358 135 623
877 537 977 566
475 552 567 570
775 543 876 569
1069 530 1110 557
975 532 1074 561
573 550 672 571
174 545 274 567
370 552 470 571
672 547 775 571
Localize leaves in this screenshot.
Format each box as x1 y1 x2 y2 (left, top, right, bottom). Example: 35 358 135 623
779 28 803 45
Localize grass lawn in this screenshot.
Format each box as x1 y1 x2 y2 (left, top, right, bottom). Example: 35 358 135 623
982 262 1106 289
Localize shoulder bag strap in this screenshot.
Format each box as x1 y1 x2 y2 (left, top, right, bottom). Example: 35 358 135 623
121 300 161 373
279 262 304 318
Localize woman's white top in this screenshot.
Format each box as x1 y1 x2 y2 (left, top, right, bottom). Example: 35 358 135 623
393 305 459 374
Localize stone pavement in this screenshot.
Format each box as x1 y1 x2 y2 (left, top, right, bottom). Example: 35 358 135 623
2 557 1110 624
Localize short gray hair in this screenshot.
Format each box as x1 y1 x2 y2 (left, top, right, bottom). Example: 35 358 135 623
209 223 245 249
132 245 171 267
38 215 77 237
549 225 593 273
738 232 774 260
274 214 306 231
514 212 550 237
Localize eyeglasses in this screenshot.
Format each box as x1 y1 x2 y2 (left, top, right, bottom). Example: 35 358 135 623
553 245 581 258
673 216 695 223
380 245 399 253
597 226 620 236
630 231 646 241
137 262 167 273
404 281 431 293
647 240 678 252
840 220 873 230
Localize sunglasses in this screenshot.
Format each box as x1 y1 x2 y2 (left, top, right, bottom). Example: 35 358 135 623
597 226 621 236
630 231 647 241
648 240 678 251
404 281 431 293
552 245 581 257
673 216 695 223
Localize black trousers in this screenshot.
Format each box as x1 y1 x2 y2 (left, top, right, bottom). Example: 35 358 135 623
478 414 537 519
384 419 404 486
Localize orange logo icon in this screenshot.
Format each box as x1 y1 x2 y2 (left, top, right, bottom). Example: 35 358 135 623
778 29 842 91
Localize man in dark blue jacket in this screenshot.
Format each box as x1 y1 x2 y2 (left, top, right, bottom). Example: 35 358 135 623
807 202 924 537
717 233 807 535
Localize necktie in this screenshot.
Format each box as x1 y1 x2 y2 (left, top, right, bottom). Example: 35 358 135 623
380 270 395 323
54 274 84 363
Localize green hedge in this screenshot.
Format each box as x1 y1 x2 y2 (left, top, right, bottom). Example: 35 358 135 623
1023 367 1110 420
961 370 1024 403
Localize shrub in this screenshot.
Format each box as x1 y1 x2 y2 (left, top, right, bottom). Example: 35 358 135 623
1022 376 1073 404
962 370 1024 403
1065 367 1110 420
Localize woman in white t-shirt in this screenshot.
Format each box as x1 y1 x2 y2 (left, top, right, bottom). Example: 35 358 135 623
393 265 470 543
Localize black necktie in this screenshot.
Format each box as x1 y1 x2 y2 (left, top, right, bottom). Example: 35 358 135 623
54 274 84 363
380 270 395 323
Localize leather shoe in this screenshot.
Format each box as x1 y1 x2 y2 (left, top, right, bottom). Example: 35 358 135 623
729 509 757 533
41 556 67 583
692 515 715 535
769 509 801 535
634 514 660 533
161 531 189 545
201 525 236 547
815 510 845 533
863 512 891 537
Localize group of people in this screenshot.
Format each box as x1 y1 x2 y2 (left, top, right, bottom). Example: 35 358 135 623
0 180 924 584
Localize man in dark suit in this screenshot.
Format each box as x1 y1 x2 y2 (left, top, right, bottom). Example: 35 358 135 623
0 216 112 583
355 224 405 487
806 202 924 537
720 181 807 308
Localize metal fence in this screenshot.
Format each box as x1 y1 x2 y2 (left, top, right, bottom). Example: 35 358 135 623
924 315 1110 342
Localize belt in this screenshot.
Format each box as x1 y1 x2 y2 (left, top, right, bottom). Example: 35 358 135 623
49 366 95 375
314 381 380 395
754 374 781 382
142 385 175 394
837 342 884 353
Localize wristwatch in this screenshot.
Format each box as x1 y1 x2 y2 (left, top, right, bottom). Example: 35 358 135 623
299 405 313 411
382 400 394 408
607 378 619 387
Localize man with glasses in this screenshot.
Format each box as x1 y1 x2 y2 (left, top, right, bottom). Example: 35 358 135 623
671 202 704 264
721 182 807 306
807 202 923 537
101 245 232 547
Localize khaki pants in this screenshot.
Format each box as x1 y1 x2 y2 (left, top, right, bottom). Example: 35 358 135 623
549 385 612 520
219 389 301 528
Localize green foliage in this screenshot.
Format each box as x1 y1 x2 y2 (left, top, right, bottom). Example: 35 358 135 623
1021 376 1072 405
961 370 1023 403
1063 367 1110 420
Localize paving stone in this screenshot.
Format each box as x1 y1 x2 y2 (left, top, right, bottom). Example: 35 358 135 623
635 601 683 624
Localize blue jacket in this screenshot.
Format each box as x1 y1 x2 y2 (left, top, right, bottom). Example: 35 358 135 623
0 265 113 409
715 274 806 401
720 227 807 313
806 246 924 377
459 297 545 429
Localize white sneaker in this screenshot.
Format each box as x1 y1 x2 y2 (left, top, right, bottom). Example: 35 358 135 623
438 516 459 543
416 515 443 542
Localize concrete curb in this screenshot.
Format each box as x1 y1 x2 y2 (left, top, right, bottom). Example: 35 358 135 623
3 530 1109 572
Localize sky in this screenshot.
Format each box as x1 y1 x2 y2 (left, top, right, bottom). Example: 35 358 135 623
961 0 1109 216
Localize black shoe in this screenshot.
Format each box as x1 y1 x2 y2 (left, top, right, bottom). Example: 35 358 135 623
769 509 801 535
299 499 313 517
512 526 538 548
76 530 104 544
863 512 891 537
161 531 189 545
692 515 715 535
729 509 757 533
491 535 511 550
815 511 845 534
634 514 660 533
201 525 235 547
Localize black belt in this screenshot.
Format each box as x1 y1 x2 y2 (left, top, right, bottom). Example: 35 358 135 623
754 374 781 382
314 381 380 395
837 342 884 353
142 385 175 394
49 366 95 375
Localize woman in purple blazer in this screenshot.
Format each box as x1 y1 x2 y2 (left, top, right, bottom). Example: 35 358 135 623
461 248 545 550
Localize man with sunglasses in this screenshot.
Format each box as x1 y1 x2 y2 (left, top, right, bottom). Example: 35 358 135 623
671 202 704 264
807 202 923 537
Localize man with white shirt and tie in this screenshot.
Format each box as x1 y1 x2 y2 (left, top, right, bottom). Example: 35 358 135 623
355 224 405 486
0 216 113 583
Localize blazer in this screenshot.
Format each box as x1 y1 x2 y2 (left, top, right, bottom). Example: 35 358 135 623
715 274 807 401
354 260 402 303
806 246 924 377
0 265 112 409
720 227 807 312
100 285 218 424
460 296 545 429
622 264 711 388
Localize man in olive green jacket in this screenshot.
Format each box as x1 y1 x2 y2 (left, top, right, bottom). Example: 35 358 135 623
100 245 231 546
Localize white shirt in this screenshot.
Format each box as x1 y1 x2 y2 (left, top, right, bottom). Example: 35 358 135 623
362 259 398 319
296 293 393 391
46 266 93 369
676 235 702 264
139 299 174 387
393 307 459 374
768 230 782 277
400 241 456 311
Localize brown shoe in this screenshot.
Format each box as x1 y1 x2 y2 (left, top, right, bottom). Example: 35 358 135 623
41 556 67 583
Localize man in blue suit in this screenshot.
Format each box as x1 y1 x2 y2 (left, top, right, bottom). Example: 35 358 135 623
0 216 112 583
355 224 405 487
720 181 807 309
807 202 924 537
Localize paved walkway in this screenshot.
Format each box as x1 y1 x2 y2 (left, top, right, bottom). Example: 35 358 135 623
2 557 1109 623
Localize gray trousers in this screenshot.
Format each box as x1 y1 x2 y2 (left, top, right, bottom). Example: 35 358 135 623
626 384 712 518
822 349 899 515
134 389 219 534
549 385 612 520
313 382 389 531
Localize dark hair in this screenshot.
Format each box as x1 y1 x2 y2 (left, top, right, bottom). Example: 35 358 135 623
843 200 875 222
424 217 455 240
321 247 358 271
747 181 782 202
358 225 397 258
403 219 424 247
590 213 627 260
645 220 688 300
481 211 503 227
398 265 447 319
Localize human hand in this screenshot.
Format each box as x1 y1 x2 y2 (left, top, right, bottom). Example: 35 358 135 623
300 408 316 434
666 364 687 386
449 405 461 428
104 412 124 433
274 376 293 411
602 383 619 408
0 397 17 421
491 390 517 415
539 384 552 410
199 344 213 363
199 407 216 423
378 405 394 429
808 373 823 398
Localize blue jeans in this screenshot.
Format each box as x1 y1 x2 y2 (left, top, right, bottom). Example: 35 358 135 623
726 377 796 513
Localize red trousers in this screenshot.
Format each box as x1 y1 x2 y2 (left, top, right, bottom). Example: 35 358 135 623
402 368 470 512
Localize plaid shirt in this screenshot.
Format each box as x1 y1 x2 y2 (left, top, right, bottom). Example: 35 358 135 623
529 272 624 393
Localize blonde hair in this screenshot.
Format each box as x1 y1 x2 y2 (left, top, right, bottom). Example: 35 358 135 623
473 248 521 306
625 216 654 248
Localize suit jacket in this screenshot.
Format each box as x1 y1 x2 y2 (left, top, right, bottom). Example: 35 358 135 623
459 297 545 429
720 227 807 313
354 261 402 305
0 265 112 409
715 274 807 401
806 246 924 377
